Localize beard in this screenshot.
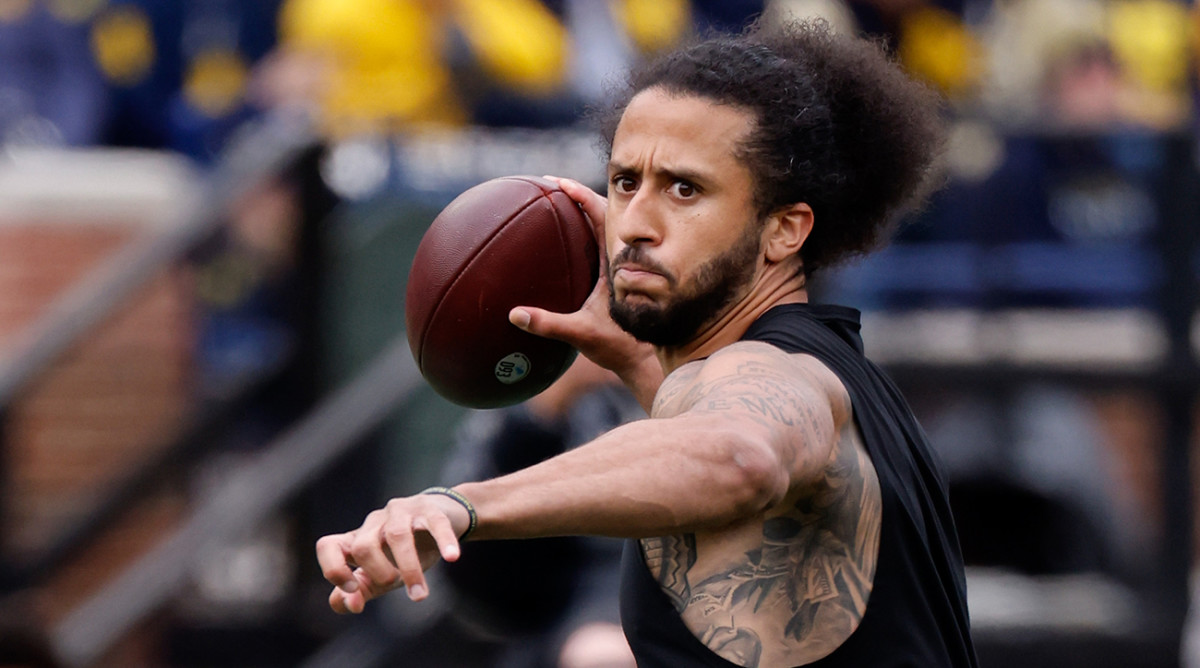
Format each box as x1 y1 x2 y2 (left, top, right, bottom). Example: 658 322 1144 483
608 225 762 347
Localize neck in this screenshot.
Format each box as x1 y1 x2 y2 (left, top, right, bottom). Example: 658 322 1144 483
655 271 808 374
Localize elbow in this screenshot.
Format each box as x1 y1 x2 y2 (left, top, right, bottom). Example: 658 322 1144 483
711 434 789 519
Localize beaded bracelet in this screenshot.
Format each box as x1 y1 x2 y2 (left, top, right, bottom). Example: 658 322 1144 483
421 486 478 540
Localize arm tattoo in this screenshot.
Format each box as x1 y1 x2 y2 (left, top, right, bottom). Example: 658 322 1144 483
651 363 703 417
684 359 835 475
642 348 880 666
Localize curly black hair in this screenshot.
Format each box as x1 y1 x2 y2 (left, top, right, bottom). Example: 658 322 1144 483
595 19 945 276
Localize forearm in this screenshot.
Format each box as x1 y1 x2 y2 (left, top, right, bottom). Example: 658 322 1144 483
456 414 779 541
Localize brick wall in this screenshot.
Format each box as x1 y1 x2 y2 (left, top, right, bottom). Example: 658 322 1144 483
0 150 198 631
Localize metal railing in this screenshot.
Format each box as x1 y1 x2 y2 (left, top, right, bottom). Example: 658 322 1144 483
51 338 422 667
0 111 316 408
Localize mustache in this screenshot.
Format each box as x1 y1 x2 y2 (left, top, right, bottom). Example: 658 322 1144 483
610 246 675 284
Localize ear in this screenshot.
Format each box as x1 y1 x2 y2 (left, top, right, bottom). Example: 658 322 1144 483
763 202 813 263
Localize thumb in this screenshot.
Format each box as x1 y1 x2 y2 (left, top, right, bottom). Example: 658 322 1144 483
510 306 581 344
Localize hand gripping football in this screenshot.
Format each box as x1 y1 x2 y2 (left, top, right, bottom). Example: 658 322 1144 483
405 176 600 408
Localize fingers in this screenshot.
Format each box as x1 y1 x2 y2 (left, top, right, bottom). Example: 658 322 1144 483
328 569 378 614
317 535 373 615
316 528 400 615
423 511 463 562
315 533 359 594
552 177 606 222
379 513 459 601
544 175 608 251
510 305 586 345
380 506 433 601
328 570 367 614
348 511 402 591
316 494 471 613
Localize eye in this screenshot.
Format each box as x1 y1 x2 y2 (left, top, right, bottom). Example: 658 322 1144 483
669 181 698 199
611 174 637 194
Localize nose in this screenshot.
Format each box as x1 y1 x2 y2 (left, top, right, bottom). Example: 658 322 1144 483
611 187 662 249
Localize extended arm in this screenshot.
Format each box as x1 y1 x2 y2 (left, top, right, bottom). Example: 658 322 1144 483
460 343 841 539
316 342 845 612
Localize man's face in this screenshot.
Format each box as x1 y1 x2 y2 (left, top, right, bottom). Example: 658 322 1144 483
605 88 764 347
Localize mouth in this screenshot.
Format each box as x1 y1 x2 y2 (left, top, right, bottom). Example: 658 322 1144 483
613 263 659 279
611 264 667 300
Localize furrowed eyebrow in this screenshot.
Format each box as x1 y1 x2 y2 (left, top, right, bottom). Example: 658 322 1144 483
607 159 635 175
606 160 711 186
660 166 708 185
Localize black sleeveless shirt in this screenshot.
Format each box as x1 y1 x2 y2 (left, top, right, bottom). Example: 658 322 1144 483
620 304 978 667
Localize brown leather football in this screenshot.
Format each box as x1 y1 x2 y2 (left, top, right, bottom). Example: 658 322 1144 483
405 176 599 408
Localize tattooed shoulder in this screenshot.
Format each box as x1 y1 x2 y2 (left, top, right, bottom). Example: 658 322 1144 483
651 361 704 418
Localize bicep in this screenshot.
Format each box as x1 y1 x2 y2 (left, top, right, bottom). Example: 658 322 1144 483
663 348 840 489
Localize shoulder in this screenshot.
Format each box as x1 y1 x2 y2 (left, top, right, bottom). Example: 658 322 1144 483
652 342 851 427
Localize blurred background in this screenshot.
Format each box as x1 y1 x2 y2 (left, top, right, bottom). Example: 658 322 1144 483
0 0 1197 666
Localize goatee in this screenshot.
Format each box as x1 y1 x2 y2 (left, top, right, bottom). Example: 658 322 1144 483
609 228 761 347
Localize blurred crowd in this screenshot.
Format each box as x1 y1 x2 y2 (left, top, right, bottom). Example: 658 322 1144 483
0 0 744 163
0 0 1195 166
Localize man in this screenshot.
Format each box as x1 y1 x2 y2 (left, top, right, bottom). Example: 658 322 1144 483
317 19 978 667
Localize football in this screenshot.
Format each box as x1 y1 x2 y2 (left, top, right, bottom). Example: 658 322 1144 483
405 176 599 408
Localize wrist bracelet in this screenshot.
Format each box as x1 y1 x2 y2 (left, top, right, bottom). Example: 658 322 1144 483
421 486 478 540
